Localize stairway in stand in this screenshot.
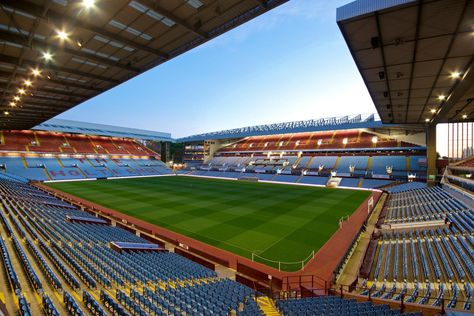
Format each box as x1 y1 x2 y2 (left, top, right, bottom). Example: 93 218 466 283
257 296 281 316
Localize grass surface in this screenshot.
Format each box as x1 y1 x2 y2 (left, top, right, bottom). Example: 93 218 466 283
47 176 370 271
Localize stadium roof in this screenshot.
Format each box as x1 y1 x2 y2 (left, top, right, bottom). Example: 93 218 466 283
33 118 172 141
337 0 474 124
177 113 390 142
0 0 288 130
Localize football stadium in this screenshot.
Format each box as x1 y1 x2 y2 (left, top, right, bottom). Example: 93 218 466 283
0 0 473 315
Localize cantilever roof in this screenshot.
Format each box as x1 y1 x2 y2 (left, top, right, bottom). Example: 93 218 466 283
177 113 388 142
338 0 474 124
0 0 288 130
33 118 172 141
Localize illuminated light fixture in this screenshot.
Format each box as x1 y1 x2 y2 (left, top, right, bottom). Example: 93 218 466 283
4 111 9 115
425 118 430 122
56 29 69 41
462 114 468 119
450 71 461 79
13 96 20 101
430 108 437 114
42 51 53 61
438 95 446 101
47 73 52 79
317 139 322 146
18 88 25 95
23 79 32 86
31 68 42 77
76 39 83 47
372 136 378 144
9 102 16 107
342 138 348 145
82 0 95 8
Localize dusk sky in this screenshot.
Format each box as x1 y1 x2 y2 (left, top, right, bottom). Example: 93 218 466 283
57 0 375 137
55 0 447 154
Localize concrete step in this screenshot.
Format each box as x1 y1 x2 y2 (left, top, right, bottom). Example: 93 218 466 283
257 296 281 316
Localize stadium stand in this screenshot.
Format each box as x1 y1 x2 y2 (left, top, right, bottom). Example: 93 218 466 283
0 175 269 315
358 184 473 310
0 131 172 181
191 128 426 189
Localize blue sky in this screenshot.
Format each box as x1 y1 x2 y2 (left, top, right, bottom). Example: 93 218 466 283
57 0 376 138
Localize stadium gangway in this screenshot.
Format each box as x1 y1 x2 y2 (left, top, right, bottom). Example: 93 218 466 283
392 283 407 301
432 283 445 307
404 283 419 303
417 283 431 305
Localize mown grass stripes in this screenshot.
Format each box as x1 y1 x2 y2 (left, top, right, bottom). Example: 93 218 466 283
47 176 369 271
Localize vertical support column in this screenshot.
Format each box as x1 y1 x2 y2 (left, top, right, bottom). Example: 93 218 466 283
426 124 437 185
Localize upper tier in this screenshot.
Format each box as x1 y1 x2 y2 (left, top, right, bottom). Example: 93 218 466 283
220 130 422 153
0 130 157 157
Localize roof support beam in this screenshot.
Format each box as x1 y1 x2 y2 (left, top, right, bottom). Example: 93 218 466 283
0 83 90 99
434 57 474 123
404 1 422 123
0 53 120 84
416 0 469 123
253 0 269 9
139 0 209 39
1 0 169 60
0 70 103 92
0 30 141 73
374 12 394 123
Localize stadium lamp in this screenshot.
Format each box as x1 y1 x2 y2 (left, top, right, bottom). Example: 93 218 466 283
437 95 446 101
3 111 9 115
18 88 26 95
371 136 378 144
56 29 69 41
430 108 437 114
9 102 16 107
13 96 20 101
31 68 42 77
24 79 32 87
42 51 53 61
450 71 461 79
342 138 348 145
462 114 468 119
82 0 95 8
425 118 430 122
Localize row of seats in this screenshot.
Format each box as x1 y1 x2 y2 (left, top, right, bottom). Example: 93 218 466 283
219 130 418 152
0 156 172 181
202 154 426 178
0 176 263 315
276 296 418 316
0 130 157 156
190 170 394 188
361 183 474 310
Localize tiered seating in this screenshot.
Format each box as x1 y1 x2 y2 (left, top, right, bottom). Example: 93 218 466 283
220 130 419 153
307 156 338 170
0 156 171 180
386 182 427 193
0 177 265 315
371 156 406 177
336 156 369 175
384 186 469 225
0 131 159 157
361 184 474 310
276 296 415 316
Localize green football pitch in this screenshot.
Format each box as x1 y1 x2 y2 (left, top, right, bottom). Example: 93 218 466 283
47 176 370 271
